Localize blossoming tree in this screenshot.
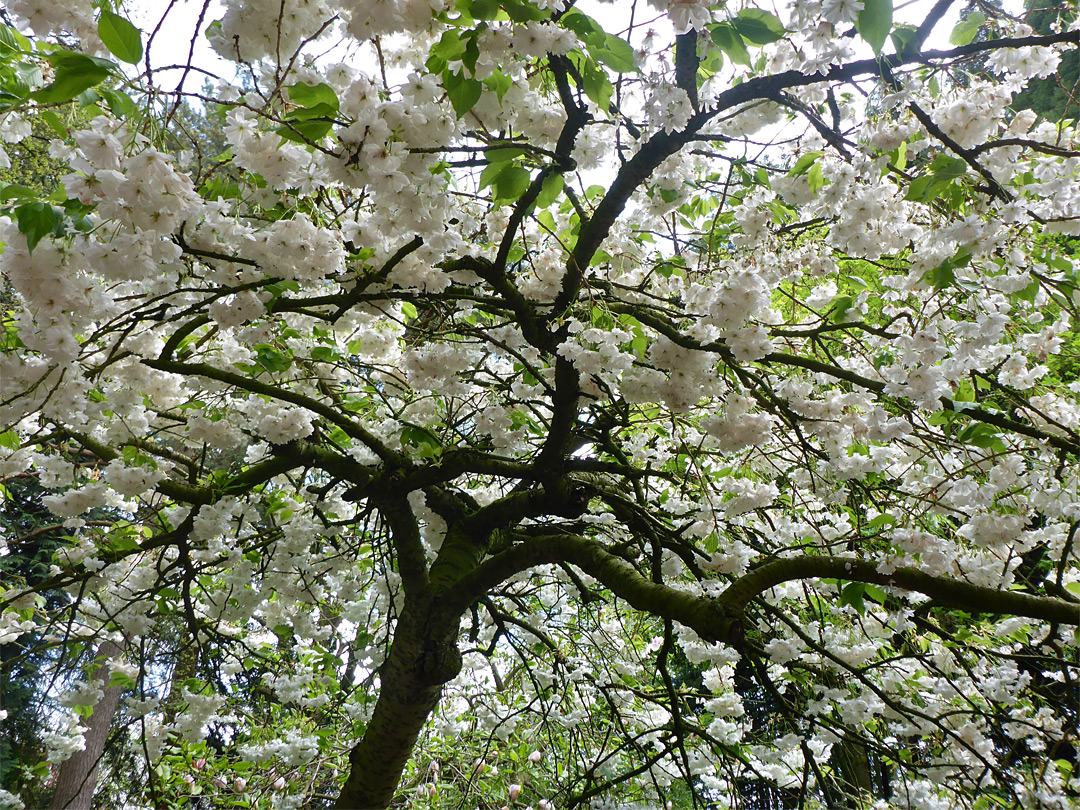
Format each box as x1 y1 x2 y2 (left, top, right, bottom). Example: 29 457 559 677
1 0 1079 807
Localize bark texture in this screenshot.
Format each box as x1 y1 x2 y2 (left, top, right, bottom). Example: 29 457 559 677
333 607 462 810
49 640 124 810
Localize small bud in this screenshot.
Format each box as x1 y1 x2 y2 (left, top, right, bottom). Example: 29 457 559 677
509 784 522 801
233 777 246 793
213 777 228 790
528 750 542 764
539 801 551 810
428 784 438 797
417 785 427 800
272 776 286 791
193 757 207 772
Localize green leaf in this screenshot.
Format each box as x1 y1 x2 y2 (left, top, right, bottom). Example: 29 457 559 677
286 82 339 112
863 584 887 604
482 163 531 204
462 32 481 74
275 118 334 143
0 430 19 450
889 25 918 56
427 30 466 73
953 379 975 403
710 24 750 66
444 70 483 117
866 513 896 530
856 0 892 55
535 172 564 209
466 0 500 20
255 346 292 374
925 249 971 291
1014 279 1041 304
484 70 513 100
98 10 143 64
38 110 68 138
930 153 968 183
502 0 549 22
109 533 142 553
98 87 138 119
401 424 443 459
974 796 1010 810
829 294 854 322
949 12 985 47
10 61 44 95
285 101 339 122
699 48 724 77
956 422 1003 450
845 274 869 291
33 54 112 104
839 582 867 614
0 25 24 54
15 202 61 253
589 33 638 73
733 9 787 45
561 10 605 40
0 184 38 201
580 62 612 110
787 151 822 176
485 146 527 163
904 174 934 202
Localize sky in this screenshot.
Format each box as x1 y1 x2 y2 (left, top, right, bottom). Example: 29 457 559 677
127 0 999 99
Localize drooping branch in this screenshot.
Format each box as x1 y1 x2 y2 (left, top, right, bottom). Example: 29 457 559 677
442 535 1080 637
440 533 741 642
721 557 1080 626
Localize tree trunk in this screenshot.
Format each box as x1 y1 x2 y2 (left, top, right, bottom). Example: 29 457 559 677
50 640 124 810
162 636 199 724
334 606 462 810
834 734 875 808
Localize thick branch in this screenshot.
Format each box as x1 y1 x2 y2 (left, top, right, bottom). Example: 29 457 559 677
440 534 740 643
721 557 1080 625
442 537 1079 642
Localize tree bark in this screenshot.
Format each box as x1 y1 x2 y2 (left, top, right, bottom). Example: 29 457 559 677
49 640 124 810
334 606 462 810
834 735 875 808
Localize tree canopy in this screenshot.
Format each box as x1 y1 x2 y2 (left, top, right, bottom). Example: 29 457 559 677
0 0 1079 809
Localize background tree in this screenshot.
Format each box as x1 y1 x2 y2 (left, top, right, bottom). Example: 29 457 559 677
1014 0 1079 122
1 1 1079 810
